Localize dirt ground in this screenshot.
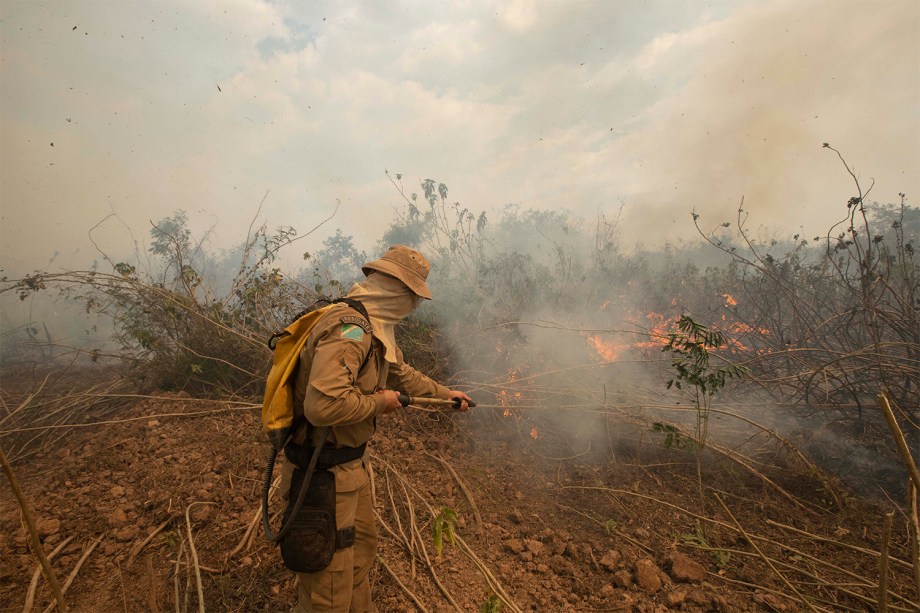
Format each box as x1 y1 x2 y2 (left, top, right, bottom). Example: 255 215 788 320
1 386 918 612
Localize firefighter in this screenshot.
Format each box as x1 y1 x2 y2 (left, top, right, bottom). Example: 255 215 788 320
279 244 471 612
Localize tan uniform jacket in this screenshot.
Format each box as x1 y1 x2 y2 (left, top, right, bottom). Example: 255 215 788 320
292 303 450 450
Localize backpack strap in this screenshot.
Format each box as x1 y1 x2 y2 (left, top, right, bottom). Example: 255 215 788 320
268 298 370 351
332 297 370 323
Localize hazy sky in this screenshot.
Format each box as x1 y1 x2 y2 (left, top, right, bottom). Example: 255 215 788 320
1 0 918 273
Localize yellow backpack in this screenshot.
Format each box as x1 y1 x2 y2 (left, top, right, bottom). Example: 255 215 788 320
261 299 370 451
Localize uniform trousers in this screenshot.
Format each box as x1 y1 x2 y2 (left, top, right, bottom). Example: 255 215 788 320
281 456 377 613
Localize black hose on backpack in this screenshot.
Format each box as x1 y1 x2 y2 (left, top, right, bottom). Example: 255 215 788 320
262 427 330 543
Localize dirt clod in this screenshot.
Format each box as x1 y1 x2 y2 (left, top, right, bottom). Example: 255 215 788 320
666 585 689 607
600 548 621 571
35 517 61 538
523 538 544 556
115 525 140 542
612 569 633 588
669 551 706 583
635 558 663 592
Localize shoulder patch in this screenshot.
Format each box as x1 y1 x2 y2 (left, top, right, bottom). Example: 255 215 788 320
341 315 371 333
341 323 365 342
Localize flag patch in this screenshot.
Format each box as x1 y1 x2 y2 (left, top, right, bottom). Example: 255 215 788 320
341 323 364 342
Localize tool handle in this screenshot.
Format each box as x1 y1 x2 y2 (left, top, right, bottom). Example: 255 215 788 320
396 394 476 409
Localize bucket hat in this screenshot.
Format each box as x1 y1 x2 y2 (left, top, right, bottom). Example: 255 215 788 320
361 245 432 299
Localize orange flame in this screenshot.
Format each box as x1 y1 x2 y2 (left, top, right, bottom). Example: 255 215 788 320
585 334 629 362
585 301 773 363
530 427 539 439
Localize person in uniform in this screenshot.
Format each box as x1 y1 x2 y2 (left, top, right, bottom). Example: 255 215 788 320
280 244 472 612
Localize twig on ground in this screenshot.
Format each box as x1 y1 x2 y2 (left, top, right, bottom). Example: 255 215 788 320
1 406 254 435
710 574 865 613
147 555 162 613
454 534 523 613
2 446 68 613
23 536 74 613
765 520 912 570
41 536 103 613
909 481 920 597
173 541 186 613
425 452 482 526
878 511 894 613
682 541 918 611
715 494 822 613
227 507 261 562
128 518 173 568
185 502 215 613
373 455 521 613
116 563 128 613
378 557 430 613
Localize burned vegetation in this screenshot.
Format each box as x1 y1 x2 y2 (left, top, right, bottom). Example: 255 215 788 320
1 154 918 612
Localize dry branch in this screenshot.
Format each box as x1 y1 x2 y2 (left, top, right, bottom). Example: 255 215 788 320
41 537 103 613
910 481 920 598
878 393 920 492
879 511 894 613
2 446 67 613
715 494 822 612
424 452 482 526
128 518 173 568
22 536 73 613
765 519 913 571
185 502 215 613
378 557 430 613
372 454 522 613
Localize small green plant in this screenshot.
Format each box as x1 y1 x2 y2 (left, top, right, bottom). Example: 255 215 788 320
603 518 619 535
651 422 696 451
663 315 748 507
679 528 730 569
432 506 458 557
480 593 503 613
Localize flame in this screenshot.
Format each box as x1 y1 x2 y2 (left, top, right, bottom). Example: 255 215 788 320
584 297 772 362
497 369 524 415
585 334 629 362
530 427 539 439
727 321 770 336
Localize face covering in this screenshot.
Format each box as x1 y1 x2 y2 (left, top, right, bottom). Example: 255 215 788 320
345 272 420 363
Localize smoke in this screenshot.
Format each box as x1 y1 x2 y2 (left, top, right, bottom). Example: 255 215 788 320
603 0 920 242
410 199 915 499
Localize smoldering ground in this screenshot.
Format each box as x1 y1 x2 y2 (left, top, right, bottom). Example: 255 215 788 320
1 192 916 498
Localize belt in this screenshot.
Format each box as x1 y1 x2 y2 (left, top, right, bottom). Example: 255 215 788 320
284 440 367 471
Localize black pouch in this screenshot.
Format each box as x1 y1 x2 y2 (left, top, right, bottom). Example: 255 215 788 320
279 467 336 573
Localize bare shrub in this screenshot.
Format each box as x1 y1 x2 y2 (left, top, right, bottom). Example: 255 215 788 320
2 208 337 397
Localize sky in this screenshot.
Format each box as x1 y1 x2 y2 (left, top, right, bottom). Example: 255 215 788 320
1 0 918 275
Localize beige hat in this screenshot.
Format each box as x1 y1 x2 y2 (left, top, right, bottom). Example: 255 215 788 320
362 245 432 299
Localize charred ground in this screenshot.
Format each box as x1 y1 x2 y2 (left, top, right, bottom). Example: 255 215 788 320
1 368 917 613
